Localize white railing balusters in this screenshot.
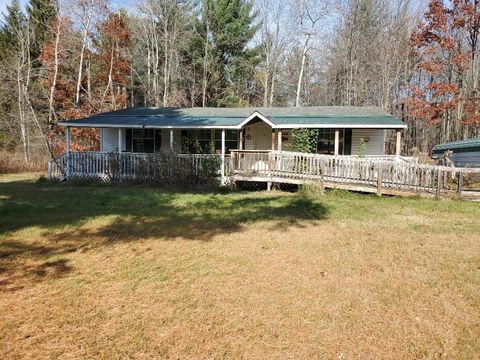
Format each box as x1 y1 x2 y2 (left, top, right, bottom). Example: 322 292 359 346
228 150 480 197
48 151 230 182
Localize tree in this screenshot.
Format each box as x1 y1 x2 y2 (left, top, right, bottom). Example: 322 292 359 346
256 0 291 107
0 0 26 153
27 0 56 64
208 0 260 106
96 12 132 111
290 128 318 153
67 0 108 107
291 0 330 107
0 0 25 61
406 0 479 150
452 0 480 126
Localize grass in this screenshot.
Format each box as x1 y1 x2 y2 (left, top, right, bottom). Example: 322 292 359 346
1 174 480 359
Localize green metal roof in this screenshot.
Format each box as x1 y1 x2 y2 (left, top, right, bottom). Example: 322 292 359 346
270 115 402 126
433 138 480 152
58 106 406 129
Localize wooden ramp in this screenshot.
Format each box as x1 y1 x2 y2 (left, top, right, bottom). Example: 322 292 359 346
229 150 480 200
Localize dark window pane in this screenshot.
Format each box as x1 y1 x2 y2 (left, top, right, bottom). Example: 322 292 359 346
344 129 352 155
213 130 238 154
316 129 335 154
133 129 144 138
129 129 155 153
226 130 238 141
155 130 162 152
125 129 132 152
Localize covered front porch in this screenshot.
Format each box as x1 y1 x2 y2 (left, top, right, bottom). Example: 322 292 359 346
70 123 402 157
55 107 407 181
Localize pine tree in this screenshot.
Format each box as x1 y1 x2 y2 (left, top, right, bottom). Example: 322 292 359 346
27 0 56 64
197 0 260 106
0 0 25 61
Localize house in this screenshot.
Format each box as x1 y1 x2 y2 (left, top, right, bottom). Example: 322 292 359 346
53 106 407 181
58 106 406 157
432 138 480 167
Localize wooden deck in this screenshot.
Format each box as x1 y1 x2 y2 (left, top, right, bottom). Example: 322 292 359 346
229 150 480 199
48 150 480 200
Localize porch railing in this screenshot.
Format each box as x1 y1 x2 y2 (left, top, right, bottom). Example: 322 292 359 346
229 150 480 197
48 151 229 181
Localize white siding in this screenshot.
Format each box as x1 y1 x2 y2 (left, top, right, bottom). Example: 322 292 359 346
100 128 118 153
244 123 272 150
351 129 385 156
119 129 126 152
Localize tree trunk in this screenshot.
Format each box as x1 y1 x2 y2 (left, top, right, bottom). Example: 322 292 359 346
163 19 169 107
295 33 311 107
47 18 61 125
202 21 209 107
75 17 90 106
17 63 29 163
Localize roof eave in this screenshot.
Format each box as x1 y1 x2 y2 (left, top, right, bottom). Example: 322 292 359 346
58 121 407 130
273 124 407 129
57 122 244 129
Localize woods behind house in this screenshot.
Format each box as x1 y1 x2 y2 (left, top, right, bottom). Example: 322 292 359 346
0 0 479 168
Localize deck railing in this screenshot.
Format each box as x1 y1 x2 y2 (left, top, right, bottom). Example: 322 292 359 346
48 151 229 181
48 150 480 198
229 150 480 197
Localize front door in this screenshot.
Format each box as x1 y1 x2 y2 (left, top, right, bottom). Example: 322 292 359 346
254 124 272 150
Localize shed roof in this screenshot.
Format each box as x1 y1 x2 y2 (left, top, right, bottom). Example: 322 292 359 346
58 106 406 129
433 138 480 152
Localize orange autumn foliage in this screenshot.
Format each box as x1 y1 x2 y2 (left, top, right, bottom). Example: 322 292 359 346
407 0 480 126
40 11 132 155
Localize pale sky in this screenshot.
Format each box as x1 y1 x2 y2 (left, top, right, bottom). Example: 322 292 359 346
0 0 132 22
0 0 20 19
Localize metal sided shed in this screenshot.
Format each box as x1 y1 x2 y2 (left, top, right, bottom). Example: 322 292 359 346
432 138 480 167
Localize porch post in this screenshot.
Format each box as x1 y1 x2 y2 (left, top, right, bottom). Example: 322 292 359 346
169 129 174 150
277 130 282 151
239 129 244 150
271 130 275 150
221 128 226 181
334 129 340 156
211 129 215 152
118 128 122 153
395 129 402 156
66 126 71 178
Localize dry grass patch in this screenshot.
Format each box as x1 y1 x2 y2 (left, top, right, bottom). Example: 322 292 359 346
1 174 479 359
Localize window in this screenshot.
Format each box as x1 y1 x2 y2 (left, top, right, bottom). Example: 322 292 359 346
315 129 352 155
125 129 161 153
198 129 213 153
316 129 336 155
180 129 213 153
215 130 238 154
343 129 352 155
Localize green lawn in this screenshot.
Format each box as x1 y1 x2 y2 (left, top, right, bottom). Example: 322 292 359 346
1 174 480 359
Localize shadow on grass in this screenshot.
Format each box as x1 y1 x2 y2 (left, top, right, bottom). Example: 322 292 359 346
0 180 329 290
0 239 73 292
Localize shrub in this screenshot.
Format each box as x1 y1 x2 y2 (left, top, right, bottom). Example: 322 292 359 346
298 183 324 198
0 150 49 174
290 129 318 153
99 150 222 189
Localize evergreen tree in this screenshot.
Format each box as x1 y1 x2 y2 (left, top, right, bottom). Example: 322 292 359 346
27 0 56 64
194 0 260 106
0 0 25 61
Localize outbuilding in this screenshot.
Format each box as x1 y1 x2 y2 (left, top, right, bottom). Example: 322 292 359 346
432 138 480 167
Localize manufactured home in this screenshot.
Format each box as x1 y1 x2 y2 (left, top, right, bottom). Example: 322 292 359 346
51 106 408 181
58 106 406 156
